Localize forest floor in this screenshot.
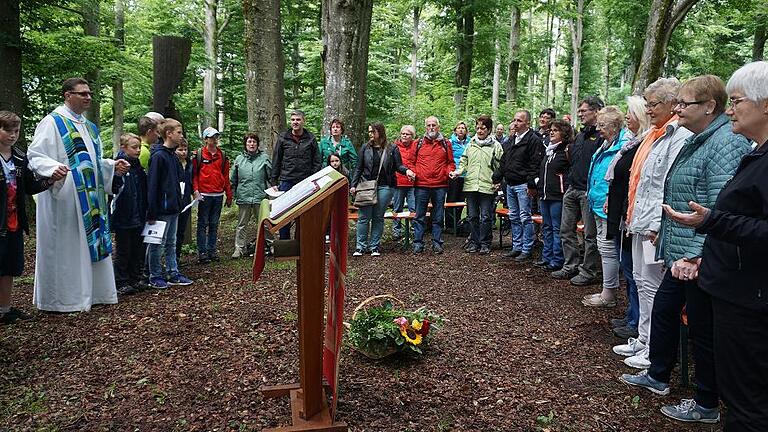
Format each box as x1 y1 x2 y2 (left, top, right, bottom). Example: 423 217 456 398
1 208 723 432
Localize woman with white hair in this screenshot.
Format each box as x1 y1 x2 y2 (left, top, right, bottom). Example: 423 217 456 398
664 61 768 431
614 77 693 370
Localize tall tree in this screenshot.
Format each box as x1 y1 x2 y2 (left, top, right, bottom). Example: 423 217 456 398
492 35 501 119
83 0 100 126
505 5 521 105
453 0 475 110
0 0 22 117
632 0 699 93
410 5 420 98
112 0 125 153
321 0 374 147
202 0 218 129
244 0 286 154
753 22 766 61
569 0 585 124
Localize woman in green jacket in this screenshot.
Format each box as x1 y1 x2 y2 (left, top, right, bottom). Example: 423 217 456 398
449 115 504 255
230 133 272 258
319 118 358 173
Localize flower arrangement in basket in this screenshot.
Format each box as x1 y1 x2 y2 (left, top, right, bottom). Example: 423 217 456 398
346 294 441 359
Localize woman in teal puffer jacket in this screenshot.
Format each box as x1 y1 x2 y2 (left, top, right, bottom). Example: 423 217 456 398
583 106 630 307
230 133 272 258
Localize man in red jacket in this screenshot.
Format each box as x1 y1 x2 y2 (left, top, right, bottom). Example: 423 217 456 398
407 116 454 254
193 127 233 263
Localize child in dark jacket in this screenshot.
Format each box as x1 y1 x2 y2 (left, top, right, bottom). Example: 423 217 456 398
175 138 193 260
146 119 193 289
0 111 64 324
111 133 148 296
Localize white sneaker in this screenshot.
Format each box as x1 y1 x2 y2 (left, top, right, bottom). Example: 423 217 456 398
353 249 364 257
624 346 651 369
613 338 646 357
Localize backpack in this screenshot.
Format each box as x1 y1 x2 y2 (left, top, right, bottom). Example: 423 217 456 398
195 148 228 178
414 137 449 159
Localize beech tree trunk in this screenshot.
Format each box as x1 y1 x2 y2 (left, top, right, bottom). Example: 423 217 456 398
152 36 192 121
410 6 420 98
544 7 553 105
492 36 501 120
453 0 474 110
244 0 286 154
83 0 100 126
0 0 22 120
632 0 699 93
321 0 374 147
112 0 125 154
505 5 521 105
753 22 766 61
569 0 584 125
202 0 218 129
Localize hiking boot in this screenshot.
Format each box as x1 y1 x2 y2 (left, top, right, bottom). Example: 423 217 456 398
544 264 562 271
624 346 651 369
465 244 479 253
432 243 444 254
514 252 532 262
570 274 598 286
613 338 646 357
168 274 193 286
534 259 548 267
149 277 169 290
353 249 364 257
231 248 243 259
198 255 211 264
0 312 16 325
551 269 577 280
370 249 381 257
503 249 522 258
613 325 639 339
413 244 424 254
611 317 629 328
619 370 670 396
582 295 617 308
479 245 491 255
660 399 720 424
117 285 139 296
209 254 220 262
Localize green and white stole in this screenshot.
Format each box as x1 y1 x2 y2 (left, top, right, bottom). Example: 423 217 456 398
51 113 113 262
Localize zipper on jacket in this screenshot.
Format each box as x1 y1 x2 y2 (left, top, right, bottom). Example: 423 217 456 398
736 246 742 271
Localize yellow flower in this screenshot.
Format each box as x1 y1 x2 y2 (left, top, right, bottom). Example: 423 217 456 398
400 326 423 345
412 319 423 331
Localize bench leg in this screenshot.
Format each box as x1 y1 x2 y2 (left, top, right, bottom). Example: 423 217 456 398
404 219 411 250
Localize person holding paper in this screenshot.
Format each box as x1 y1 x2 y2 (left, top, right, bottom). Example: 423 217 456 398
27 77 130 312
146 119 193 289
110 133 148 296
231 132 272 258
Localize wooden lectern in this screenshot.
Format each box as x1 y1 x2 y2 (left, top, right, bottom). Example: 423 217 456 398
253 167 349 432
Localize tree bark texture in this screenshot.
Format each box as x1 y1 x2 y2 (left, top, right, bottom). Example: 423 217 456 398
0 0 22 118
505 5 521 105
321 0 374 148
112 0 125 154
243 0 286 154
152 36 192 121
632 0 699 93
569 0 584 126
453 0 474 110
410 6 420 98
492 36 501 120
202 0 218 129
83 0 100 126
753 23 766 62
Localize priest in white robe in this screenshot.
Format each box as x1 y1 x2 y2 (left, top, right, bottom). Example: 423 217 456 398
27 78 130 312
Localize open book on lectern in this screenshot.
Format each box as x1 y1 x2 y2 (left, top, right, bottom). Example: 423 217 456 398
268 165 339 219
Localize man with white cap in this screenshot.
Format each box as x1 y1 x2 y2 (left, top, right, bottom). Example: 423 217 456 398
193 126 232 263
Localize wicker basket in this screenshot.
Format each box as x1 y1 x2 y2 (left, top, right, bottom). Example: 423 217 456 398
346 294 405 359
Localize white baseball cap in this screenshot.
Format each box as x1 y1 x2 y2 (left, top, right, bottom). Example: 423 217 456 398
202 127 221 139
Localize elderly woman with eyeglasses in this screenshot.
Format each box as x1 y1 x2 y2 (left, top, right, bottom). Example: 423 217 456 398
615 78 693 371
621 75 750 425
664 61 768 431
582 106 630 308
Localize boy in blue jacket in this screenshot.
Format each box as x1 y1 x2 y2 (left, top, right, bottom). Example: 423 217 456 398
146 119 193 289
111 133 148 295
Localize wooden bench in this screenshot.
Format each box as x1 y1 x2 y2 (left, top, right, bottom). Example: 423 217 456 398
348 209 424 249
494 208 583 249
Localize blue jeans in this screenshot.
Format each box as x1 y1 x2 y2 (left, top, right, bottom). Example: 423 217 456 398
466 192 495 247
539 199 564 267
506 183 534 253
392 187 415 238
355 186 395 251
196 194 224 257
616 235 639 327
277 181 296 239
414 187 447 247
148 213 179 280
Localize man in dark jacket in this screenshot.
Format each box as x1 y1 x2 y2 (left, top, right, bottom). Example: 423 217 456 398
492 110 543 261
270 110 321 239
552 96 604 285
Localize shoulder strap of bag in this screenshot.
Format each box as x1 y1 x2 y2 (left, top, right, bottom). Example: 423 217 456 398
374 145 386 180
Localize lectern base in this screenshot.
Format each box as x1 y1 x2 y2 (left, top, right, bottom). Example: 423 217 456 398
261 386 347 432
